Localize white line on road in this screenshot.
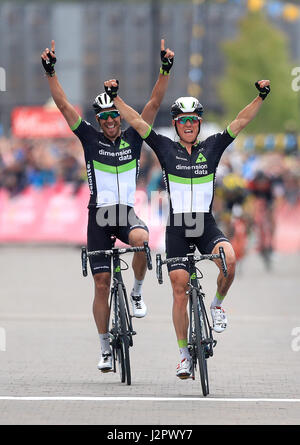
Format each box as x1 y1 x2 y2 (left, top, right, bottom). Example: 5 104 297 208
0 396 300 402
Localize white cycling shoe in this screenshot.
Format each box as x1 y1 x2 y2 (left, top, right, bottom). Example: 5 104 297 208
210 306 227 333
97 350 113 373
130 291 147 318
176 358 192 379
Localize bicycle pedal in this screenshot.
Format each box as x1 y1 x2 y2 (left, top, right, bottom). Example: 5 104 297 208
177 374 191 380
100 368 114 374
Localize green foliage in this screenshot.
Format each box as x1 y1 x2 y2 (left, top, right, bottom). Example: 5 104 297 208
218 12 299 133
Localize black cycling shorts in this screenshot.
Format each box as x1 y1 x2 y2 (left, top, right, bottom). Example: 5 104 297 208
87 205 148 275
165 212 229 273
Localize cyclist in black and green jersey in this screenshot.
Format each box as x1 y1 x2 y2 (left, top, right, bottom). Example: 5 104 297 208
104 77 270 378
41 39 174 372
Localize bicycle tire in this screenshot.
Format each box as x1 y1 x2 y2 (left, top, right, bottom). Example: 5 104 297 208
117 283 131 385
117 342 126 383
192 288 209 396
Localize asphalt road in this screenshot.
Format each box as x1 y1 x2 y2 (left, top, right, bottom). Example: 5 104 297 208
0 245 299 425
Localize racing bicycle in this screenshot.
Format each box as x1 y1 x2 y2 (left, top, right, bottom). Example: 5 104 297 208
156 245 227 396
81 237 152 385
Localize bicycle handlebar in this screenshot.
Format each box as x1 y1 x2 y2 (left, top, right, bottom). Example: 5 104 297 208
156 246 228 285
81 241 152 276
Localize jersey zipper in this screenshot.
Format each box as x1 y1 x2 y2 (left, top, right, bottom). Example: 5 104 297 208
190 153 193 212
188 148 194 212
180 143 194 212
113 140 121 205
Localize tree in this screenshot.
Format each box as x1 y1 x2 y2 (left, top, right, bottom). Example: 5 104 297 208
218 12 299 134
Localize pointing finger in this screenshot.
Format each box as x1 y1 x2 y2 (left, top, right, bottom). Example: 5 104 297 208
51 40 55 53
161 39 165 51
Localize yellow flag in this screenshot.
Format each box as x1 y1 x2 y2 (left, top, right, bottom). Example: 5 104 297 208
247 0 265 12
283 5 300 22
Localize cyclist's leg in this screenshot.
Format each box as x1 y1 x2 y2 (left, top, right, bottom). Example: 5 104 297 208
92 272 111 334
129 227 149 281
196 213 236 302
211 240 236 298
118 206 149 317
169 268 189 342
118 205 149 280
196 214 236 332
87 208 112 341
166 230 192 375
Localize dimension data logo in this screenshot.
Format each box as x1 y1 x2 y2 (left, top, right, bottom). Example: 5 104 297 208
119 139 130 149
196 153 207 163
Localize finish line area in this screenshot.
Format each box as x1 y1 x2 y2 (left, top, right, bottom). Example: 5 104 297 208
1 396 300 403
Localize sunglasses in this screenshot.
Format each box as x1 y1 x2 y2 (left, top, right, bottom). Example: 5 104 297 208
174 115 201 124
97 110 120 120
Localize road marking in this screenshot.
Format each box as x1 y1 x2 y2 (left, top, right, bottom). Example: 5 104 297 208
0 397 300 402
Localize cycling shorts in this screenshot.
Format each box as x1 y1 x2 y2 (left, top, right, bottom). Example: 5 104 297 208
87 205 148 275
165 212 229 273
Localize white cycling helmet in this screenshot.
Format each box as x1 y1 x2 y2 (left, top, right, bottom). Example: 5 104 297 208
171 96 203 118
93 92 115 114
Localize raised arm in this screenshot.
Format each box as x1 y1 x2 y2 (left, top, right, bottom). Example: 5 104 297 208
141 39 174 126
104 80 150 138
41 40 80 129
228 80 270 137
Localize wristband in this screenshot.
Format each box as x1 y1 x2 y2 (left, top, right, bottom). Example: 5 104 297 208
160 50 174 74
104 80 119 100
255 81 270 101
42 51 56 77
159 67 170 76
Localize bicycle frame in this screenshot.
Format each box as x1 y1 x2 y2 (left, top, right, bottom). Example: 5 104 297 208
156 246 227 395
109 249 135 348
187 254 215 353
81 237 152 385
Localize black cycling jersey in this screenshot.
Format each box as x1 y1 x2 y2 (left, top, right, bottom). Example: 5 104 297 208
142 125 236 216
72 117 143 209
142 125 235 264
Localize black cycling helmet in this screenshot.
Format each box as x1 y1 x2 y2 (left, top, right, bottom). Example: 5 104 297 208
92 92 116 115
171 96 204 119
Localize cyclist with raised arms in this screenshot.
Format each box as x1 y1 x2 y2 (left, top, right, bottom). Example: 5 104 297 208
103 77 270 378
41 39 174 372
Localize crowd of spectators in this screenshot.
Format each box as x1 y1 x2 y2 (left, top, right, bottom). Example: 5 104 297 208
0 135 86 196
0 132 299 211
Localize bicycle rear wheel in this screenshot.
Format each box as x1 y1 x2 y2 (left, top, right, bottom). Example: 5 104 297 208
118 283 131 386
192 288 209 396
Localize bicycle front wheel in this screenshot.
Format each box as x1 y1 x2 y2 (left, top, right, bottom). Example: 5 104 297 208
192 289 209 396
118 283 131 386
117 341 126 383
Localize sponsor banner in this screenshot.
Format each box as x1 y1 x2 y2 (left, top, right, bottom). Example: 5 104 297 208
0 185 165 250
11 106 81 139
0 184 298 253
273 201 300 253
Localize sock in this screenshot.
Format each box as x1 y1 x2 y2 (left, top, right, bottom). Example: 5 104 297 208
211 291 226 309
99 333 111 354
178 339 190 361
132 278 143 295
